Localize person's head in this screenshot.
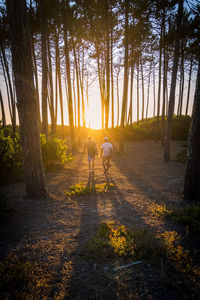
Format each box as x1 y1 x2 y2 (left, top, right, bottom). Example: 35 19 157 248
104 137 109 142
88 136 92 141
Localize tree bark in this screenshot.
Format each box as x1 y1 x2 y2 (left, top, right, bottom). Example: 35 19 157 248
105 3 110 129
164 0 183 162
183 60 200 201
155 25 162 142
146 62 152 119
0 89 6 127
0 46 16 136
137 58 139 123
141 58 145 120
62 0 75 149
111 24 114 128
6 0 47 199
185 56 193 115
121 0 129 128
55 28 64 128
47 33 56 134
40 0 48 136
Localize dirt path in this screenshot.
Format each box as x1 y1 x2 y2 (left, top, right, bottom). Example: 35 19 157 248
0 141 199 299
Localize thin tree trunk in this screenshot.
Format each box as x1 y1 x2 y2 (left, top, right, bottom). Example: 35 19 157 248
183 59 200 200
72 65 77 127
81 47 86 127
153 63 156 117
164 0 183 162
121 0 129 128
129 63 134 127
62 0 75 149
7 0 47 199
0 89 6 127
47 33 55 134
111 25 114 128
141 58 145 120
155 25 162 142
0 46 16 136
32 39 41 128
137 59 139 123
55 29 64 128
40 0 48 136
146 62 152 119
161 15 166 147
73 40 80 128
117 70 120 127
105 5 110 129
185 57 193 115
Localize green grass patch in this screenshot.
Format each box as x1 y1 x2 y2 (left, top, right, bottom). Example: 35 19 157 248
152 203 200 235
151 203 172 217
64 182 114 196
170 206 200 234
85 222 187 262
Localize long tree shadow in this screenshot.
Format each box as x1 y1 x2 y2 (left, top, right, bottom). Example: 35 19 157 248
63 170 120 299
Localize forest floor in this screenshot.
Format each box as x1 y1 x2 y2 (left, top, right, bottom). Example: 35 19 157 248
0 140 200 299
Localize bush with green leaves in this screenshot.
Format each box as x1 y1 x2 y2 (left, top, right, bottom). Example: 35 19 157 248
40 134 73 169
0 126 73 181
0 127 22 172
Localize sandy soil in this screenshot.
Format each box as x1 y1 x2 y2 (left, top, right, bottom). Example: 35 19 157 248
0 140 200 299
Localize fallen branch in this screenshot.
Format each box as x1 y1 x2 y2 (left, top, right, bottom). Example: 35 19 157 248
113 261 143 271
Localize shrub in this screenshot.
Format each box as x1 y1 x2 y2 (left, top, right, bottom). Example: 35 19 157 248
40 134 73 169
0 127 22 171
86 222 164 260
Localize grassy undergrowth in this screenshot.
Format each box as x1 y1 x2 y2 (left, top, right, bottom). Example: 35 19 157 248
152 203 200 234
64 182 114 196
85 222 188 263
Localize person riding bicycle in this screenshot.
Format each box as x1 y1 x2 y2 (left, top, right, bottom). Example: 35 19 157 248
100 137 113 173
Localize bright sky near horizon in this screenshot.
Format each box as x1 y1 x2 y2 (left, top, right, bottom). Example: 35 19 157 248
0 66 196 129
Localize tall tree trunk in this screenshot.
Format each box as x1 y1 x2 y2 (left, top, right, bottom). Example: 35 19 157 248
141 58 145 120
62 0 75 149
0 46 16 136
185 56 193 115
73 41 81 128
129 63 134 127
105 5 110 129
179 45 185 116
31 39 41 128
55 29 64 128
6 0 47 199
153 63 156 117
137 58 139 123
81 47 86 128
146 62 152 119
111 25 114 128
47 33 55 134
72 65 77 127
116 69 120 127
121 0 129 128
155 25 162 142
183 60 200 201
40 0 48 136
0 89 6 127
164 0 183 162
161 14 166 147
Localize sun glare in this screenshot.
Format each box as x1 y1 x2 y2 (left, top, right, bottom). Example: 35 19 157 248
85 95 102 129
